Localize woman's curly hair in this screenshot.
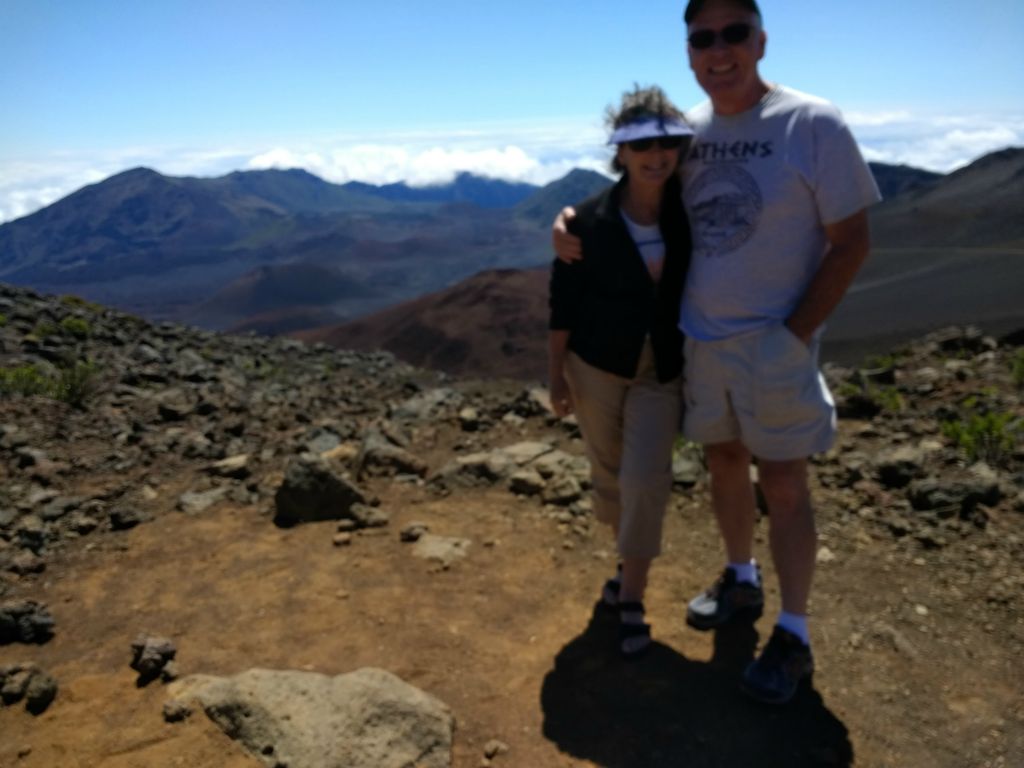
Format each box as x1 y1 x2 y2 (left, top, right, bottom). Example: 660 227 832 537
605 84 688 174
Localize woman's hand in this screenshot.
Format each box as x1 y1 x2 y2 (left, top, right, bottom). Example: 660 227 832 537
549 372 574 418
552 206 582 263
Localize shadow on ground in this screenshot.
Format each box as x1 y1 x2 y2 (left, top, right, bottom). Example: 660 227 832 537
540 606 853 768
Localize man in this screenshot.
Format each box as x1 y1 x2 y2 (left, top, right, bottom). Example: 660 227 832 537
553 0 880 704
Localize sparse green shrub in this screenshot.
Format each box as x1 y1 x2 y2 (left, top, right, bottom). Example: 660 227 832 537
0 314 7 327
59 316 90 339
1012 349 1024 389
673 436 703 453
942 408 1021 466
0 364 52 397
59 294 103 313
0 359 101 409
864 353 901 371
52 360 100 409
835 379 903 415
836 381 862 400
875 386 905 413
319 359 343 376
31 320 60 338
241 356 287 381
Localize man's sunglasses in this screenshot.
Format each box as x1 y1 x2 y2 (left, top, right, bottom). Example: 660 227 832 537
688 22 754 50
624 136 685 152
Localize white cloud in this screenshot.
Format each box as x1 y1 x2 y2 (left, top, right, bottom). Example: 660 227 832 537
248 148 327 173
249 143 565 187
0 119 611 223
0 163 104 224
1 111 1021 224
243 118 611 189
845 110 915 127
848 110 1024 171
0 145 253 223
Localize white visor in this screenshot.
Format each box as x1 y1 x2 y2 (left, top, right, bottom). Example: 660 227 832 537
608 116 694 145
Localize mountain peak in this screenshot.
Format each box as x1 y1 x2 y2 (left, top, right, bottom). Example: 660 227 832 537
111 166 163 180
229 167 325 183
340 173 538 208
958 145 1023 173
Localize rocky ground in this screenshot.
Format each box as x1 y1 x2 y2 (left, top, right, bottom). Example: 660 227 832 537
1 282 1022 768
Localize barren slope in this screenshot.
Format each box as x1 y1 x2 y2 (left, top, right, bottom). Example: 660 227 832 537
1 286 1022 767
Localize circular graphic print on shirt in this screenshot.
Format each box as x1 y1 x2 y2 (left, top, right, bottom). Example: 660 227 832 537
687 164 763 257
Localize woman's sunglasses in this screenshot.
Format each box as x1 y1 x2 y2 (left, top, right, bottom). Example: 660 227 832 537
624 136 685 152
687 22 754 50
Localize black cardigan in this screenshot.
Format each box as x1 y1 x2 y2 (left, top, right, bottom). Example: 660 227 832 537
549 175 690 382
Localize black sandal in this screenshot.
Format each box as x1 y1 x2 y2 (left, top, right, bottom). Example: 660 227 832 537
618 601 651 658
600 563 623 608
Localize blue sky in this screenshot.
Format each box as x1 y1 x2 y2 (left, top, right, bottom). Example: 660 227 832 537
2 0 1022 222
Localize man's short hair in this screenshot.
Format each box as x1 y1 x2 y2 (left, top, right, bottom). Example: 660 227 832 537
683 0 762 24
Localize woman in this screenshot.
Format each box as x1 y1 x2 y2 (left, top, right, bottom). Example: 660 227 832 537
548 85 692 657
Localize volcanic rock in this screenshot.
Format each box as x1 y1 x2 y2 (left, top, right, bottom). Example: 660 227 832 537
273 454 369 527
130 635 178 685
412 534 471 568
167 667 453 768
0 600 55 644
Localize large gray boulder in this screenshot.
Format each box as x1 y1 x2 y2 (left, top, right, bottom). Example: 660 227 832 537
431 441 562 488
0 662 58 714
274 454 368 528
411 535 472 569
356 428 429 479
168 667 453 768
0 600 55 644
130 635 177 684
391 387 463 422
874 445 927 489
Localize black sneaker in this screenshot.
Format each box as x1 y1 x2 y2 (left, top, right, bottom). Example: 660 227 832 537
741 625 815 704
685 567 764 631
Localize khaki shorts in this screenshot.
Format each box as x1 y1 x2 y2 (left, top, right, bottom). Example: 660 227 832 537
683 323 836 460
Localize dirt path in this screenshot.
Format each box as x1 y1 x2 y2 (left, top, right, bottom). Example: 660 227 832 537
3 447 1021 767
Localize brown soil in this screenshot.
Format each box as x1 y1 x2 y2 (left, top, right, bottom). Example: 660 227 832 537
2 414 1022 768
295 268 551 381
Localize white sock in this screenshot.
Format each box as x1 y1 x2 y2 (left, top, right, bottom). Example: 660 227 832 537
776 611 810 645
728 559 759 586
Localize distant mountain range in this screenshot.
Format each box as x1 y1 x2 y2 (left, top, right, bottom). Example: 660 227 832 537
342 171 539 208
869 148 1024 248
296 149 1024 377
816 147 1024 363
0 166 610 327
1 150 1021 376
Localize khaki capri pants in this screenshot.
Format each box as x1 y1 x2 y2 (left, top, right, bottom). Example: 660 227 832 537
565 340 682 559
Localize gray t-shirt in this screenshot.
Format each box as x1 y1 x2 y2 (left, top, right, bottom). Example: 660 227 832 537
680 85 881 341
